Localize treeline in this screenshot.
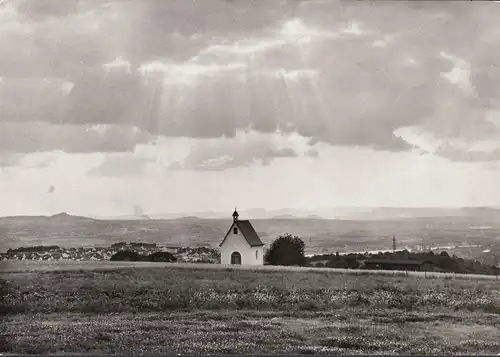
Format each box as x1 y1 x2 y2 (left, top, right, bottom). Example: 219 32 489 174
111 242 158 249
178 246 215 255
6 245 60 253
110 250 177 262
307 250 500 276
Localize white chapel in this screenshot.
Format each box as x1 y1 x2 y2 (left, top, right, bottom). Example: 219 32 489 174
218 209 264 265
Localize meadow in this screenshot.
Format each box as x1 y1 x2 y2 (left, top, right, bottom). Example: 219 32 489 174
2 262 500 355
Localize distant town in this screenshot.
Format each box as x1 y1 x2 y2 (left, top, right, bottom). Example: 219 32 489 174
1 243 219 264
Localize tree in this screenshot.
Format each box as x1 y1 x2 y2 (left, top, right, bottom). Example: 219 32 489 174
345 254 358 269
147 251 177 262
264 233 306 266
110 250 143 261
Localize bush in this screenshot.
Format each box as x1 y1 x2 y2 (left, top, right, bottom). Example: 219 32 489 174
111 242 128 248
264 233 306 266
110 250 144 261
147 251 177 262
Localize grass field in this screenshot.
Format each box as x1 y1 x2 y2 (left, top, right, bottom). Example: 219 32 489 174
2 263 500 355
3 260 499 280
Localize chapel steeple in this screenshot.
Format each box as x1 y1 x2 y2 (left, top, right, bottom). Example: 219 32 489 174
232 208 239 222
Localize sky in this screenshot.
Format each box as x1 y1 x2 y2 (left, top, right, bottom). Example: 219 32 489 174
0 0 500 217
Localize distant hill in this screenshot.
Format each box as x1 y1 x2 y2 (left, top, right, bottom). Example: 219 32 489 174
327 207 500 221
177 216 201 221
0 212 96 223
4 207 500 225
49 212 95 220
113 207 500 221
271 214 298 220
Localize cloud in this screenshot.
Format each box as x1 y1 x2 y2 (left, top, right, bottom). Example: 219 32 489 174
263 68 318 81
0 75 149 127
168 130 303 171
87 153 154 177
16 0 84 19
436 146 500 163
395 125 500 163
305 149 319 158
0 1 134 77
139 59 247 86
0 122 153 154
440 51 472 94
103 56 132 74
264 148 298 159
0 151 58 169
133 204 145 216
371 34 396 48
19 152 58 168
0 152 22 167
341 22 364 36
196 38 288 59
1 0 499 162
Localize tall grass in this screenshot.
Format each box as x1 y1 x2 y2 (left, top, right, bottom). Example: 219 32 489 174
3 260 499 281
2 265 499 315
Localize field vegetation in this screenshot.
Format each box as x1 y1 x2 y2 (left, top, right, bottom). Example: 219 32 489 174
2 264 500 355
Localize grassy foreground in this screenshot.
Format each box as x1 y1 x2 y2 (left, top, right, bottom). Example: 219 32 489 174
2 265 500 355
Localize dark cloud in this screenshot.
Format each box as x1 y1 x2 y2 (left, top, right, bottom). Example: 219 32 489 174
134 0 295 39
1 0 293 77
0 1 139 77
0 122 153 153
66 73 144 126
17 0 83 20
0 75 161 128
435 146 500 163
1 0 499 162
470 43 500 110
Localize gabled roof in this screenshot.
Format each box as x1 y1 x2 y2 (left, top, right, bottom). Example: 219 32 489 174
364 259 433 266
219 220 264 247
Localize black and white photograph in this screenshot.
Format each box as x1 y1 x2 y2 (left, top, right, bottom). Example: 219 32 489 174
1 0 500 354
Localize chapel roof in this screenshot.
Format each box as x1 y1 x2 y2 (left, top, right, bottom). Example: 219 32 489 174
219 219 264 247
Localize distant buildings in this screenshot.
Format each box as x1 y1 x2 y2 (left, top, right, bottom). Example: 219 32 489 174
219 210 265 266
363 258 434 272
1 244 219 263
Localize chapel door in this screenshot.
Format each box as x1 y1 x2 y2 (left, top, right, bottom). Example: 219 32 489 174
231 252 241 265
